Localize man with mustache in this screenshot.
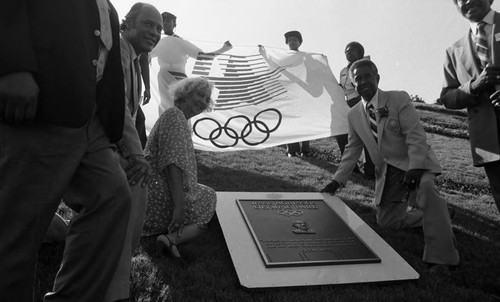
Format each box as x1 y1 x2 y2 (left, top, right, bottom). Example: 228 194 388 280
102 3 162 301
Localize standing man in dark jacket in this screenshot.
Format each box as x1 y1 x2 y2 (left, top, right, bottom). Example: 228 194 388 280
0 1 132 301
441 0 500 213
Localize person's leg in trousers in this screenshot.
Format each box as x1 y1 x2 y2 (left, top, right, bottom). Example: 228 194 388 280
484 160 500 213
286 143 300 156
376 165 423 229
0 123 87 302
363 146 375 178
334 134 348 155
104 158 148 302
301 141 311 155
417 173 459 265
45 116 131 302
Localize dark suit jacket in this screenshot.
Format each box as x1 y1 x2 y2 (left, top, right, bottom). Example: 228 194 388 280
0 0 125 142
116 35 143 158
441 11 500 166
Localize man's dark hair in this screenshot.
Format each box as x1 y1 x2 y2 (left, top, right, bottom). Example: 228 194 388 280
284 30 303 44
120 2 146 31
349 58 378 79
162 12 177 22
345 41 365 57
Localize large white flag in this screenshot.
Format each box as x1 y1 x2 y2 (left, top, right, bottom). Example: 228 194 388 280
143 41 349 152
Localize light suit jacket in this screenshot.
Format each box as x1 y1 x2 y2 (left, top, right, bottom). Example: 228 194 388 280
441 11 500 166
332 89 441 205
115 35 143 158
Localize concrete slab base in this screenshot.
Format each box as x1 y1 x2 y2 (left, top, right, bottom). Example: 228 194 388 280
216 192 419 288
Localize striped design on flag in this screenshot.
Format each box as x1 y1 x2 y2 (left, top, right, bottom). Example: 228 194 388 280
169 71 188 81
191 53 288 110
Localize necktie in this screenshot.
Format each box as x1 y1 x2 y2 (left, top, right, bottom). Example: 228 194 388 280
476 21 489 68
133 58 142 106
366 102 378 142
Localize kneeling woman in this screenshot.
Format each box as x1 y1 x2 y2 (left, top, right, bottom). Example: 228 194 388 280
143 77 216 258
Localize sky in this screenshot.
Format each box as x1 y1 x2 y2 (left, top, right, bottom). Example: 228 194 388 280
114 0 500 104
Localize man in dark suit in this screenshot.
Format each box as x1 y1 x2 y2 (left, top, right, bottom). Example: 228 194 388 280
323 59 459 272
441 0 500 213
0 1 133 301
101 3 162 301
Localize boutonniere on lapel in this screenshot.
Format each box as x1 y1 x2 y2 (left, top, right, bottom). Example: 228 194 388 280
375 105 389 120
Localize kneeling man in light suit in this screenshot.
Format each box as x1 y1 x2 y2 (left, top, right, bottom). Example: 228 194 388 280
321 59 459 272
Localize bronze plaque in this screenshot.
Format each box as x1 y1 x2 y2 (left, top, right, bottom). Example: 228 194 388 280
236 199 380 267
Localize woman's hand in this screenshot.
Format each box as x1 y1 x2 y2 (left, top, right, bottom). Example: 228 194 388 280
258 44 266 55
169 204 186 236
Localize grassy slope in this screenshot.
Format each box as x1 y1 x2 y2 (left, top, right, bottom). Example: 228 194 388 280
36 104 500 302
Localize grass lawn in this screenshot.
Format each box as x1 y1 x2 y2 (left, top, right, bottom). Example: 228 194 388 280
36 104 500 302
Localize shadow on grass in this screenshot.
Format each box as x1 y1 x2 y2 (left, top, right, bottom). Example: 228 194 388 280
448 205 500 296
35 161 500 301
295 151 342 174
343 201 500 298
36 199 500 301
197 163 319 192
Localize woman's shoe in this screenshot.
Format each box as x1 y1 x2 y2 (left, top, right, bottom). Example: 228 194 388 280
156 234 182 259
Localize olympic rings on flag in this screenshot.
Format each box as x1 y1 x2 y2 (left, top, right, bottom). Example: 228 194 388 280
193 108 282 148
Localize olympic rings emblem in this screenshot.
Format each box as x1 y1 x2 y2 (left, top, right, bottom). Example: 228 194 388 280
193 108 282 148
277 210 303 217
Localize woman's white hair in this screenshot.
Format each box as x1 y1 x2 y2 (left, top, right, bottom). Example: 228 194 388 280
171 77 214 111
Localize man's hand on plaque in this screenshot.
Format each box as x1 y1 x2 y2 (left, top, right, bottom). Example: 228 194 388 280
320 180 341 195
